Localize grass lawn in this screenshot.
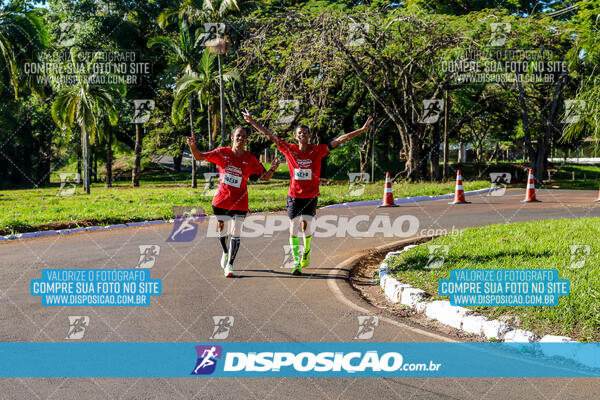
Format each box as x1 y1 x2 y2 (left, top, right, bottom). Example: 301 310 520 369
0 171 489 234
387 218 600 341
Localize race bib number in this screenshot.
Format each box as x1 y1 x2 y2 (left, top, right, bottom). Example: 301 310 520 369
223 173 242 188
294 168 312 181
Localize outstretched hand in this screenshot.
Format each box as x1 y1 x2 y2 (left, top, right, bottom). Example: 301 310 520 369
186 132 196 149
361 116 374 132
242 108 255 125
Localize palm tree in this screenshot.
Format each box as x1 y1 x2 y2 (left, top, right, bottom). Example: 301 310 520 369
51 49 126 194
172 49 238 185
0 3 48 98
149 19 207 187
159 0 258 147
173 48 238 141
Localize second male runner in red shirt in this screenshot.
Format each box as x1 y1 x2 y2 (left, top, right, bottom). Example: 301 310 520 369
243 109 373 275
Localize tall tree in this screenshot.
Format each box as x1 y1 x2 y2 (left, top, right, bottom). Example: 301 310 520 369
51 49 126 194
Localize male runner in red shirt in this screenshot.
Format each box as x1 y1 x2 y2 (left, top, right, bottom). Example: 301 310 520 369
187 127 279 277
242 109 373 275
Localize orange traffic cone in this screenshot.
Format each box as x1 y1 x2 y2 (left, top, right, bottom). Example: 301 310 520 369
449 170 470 204
378 172 399 207
521 169 540 203
594 188 600 202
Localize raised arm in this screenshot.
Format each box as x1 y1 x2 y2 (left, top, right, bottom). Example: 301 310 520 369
329 117 374 149
242 108 279 144
186 132 207 161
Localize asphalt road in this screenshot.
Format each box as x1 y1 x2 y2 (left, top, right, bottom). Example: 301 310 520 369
1 188 599 399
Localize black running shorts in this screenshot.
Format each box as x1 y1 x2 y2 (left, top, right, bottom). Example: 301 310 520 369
212 206 247 222
286 196 318 219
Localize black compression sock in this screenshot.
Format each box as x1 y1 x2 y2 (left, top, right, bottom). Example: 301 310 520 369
218 233 229 253
228 236 241 265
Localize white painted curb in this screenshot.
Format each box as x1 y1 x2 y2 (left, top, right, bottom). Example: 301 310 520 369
378 245 576 344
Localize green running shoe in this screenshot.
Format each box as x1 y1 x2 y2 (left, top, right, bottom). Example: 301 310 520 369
291 264 303 276
300 249 311 268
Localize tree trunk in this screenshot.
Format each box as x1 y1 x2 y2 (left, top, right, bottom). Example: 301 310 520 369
218 53 226 148
406 133 425 182
82 128 90 194
93 151 98 183
517 73 537 172
173 142 184 173
430 124 441 181
189 97 197 188
535 73 564 182
443 89 449 179
106 127 112 187
132 124 143 187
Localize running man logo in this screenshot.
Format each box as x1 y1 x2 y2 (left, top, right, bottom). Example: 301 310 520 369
66 316 89 340
568 244 590 269
562 100 586 124
137 245 160 269
191 345 223 375
57 172 80 197
210 316 234 339
419 100 444 124
202 172 220 197
132 99 155 124
282 244 301 268
199 23 226 47
347 23 370 47
425 245 449 270
354 316 379 339
488 172 511 197
58 23 81 47
167 206 205 242
489 23 510 46
346 172 370 197
276 100 300 125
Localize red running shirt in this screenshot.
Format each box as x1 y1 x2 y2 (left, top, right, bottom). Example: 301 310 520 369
203 147 265 211
276 140 330 198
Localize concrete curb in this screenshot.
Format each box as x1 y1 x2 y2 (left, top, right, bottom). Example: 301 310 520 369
377 245 600 369
2 188 496 242
378 244 577 343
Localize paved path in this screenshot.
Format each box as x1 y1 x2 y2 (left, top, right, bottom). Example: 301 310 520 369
1 189 599 399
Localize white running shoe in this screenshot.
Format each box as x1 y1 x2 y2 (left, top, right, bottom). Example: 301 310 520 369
224 264 235 278
220 253 228 269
